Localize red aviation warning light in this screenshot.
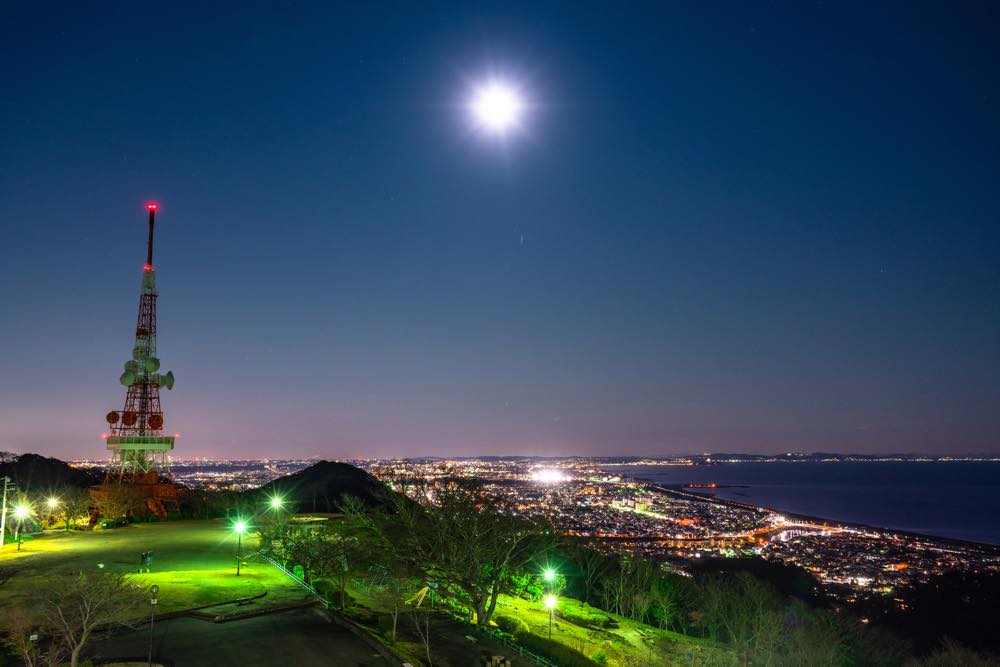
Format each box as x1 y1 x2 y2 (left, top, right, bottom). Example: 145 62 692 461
146 202 158 211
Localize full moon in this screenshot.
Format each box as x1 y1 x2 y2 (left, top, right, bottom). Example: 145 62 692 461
470 81 525 135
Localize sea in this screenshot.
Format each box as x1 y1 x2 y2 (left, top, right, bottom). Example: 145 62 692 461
599 462 1000 546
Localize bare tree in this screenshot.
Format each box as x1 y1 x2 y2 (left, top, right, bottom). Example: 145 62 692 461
376 482 549 628
1 607 64 667
648 574 679 630
55 488 93 531
91 484 143 522
407 585 434 667
573 542 612 604
39 572 146 667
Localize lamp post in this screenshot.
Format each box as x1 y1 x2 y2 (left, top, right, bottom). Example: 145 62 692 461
233 520 247 576
13 504 29 551
46 497 58 527
0 476 12 551
147 584 159 667
545 594 557 639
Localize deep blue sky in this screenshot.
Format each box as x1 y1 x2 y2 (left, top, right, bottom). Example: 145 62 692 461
1 2 998 459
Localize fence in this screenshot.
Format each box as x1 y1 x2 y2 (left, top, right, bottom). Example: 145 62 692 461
476 625 559 667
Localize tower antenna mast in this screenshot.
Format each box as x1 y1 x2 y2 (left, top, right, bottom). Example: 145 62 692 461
146 202 157 267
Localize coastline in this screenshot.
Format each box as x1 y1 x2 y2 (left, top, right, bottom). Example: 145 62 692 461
644 480 1000 552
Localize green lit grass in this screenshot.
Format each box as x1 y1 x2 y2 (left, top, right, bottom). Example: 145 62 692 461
0 520 309 614
348 579 732 665
493 594 731 665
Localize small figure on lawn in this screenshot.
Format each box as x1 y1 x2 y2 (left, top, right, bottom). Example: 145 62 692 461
144 549 154 573
139 551 147 573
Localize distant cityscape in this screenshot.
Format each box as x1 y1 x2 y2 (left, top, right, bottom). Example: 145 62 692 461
71 454 1000 616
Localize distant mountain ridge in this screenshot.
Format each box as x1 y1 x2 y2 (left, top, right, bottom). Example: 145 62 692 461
0 453 102 491
256 460 389 513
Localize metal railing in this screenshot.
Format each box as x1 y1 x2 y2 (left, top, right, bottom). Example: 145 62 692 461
476 625 558 667
256 552 332 607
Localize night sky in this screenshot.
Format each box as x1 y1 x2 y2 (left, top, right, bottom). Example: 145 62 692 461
2 3 998 460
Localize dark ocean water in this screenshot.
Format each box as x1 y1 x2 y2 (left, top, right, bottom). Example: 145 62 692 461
600 462 1000 545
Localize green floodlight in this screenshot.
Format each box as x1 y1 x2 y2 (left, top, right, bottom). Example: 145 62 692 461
543 568 556 582
233 520 248 534
13 504 30 519
269 496 284 509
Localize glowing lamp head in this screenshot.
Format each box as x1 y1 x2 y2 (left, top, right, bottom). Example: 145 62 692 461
146 202 158 212
233 520 247 535
470 81 524 135
47 497 59 509
269 496 284 509
14 505 30 519
544 568 556 582
544 594 558 610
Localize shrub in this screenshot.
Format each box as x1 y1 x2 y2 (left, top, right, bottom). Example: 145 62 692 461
494 614 530 636
911 640 1000 667
558 607 618 631
516 633 601 667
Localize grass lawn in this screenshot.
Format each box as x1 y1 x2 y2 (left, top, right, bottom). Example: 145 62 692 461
347 578 732 666
493 594 731 665
0 520 310 614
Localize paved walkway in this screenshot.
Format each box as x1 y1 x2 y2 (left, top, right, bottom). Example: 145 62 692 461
92 607 389 666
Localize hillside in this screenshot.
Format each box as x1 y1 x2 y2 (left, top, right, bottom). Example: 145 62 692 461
256 460 389 512
0 453 101 491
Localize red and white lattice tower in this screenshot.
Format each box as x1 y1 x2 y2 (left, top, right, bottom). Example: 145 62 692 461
93 202 180 519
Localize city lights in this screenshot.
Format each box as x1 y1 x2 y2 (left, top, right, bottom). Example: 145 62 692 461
531 469 567 484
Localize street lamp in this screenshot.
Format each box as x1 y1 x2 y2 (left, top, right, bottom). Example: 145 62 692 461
46 497 59 509
147 584 159 667
13 504 29 551
543 568 556 583
544 594 558 639
269 496 284 510
233 520 247 576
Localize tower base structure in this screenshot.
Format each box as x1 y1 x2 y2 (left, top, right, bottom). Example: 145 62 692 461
91 434 181 522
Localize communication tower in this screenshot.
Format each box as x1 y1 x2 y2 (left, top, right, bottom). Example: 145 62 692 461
92 202 179 519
